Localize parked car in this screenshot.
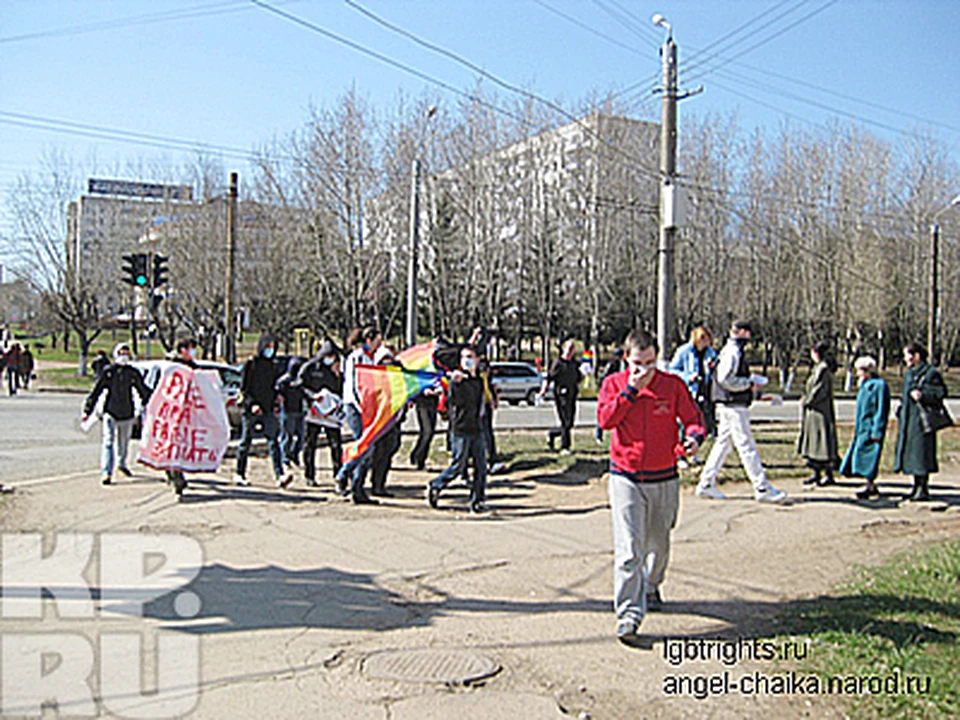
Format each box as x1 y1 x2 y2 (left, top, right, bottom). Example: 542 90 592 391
130 359 242 437
488 362 552 406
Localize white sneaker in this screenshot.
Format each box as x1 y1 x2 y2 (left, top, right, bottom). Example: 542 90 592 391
677 457 690 469
559 448 573 457
489 461 507 475
233 474 250 486
695 483 726 500
755 485 787 503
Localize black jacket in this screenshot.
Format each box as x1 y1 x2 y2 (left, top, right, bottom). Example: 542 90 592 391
297 357 342 398
547 357 582 398
240 355 279 412
448 374 484 436
84 364 153 421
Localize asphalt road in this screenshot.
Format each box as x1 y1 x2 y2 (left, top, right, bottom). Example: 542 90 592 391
6 391 960 485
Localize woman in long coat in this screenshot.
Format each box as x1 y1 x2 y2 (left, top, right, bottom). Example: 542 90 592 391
894 342 947 501
799 341 839 486
840 356 890 499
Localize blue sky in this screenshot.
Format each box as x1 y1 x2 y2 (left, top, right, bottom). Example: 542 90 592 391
3 0 960 241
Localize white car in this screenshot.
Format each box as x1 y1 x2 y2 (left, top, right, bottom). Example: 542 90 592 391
131 359 242 435
488 362 553 405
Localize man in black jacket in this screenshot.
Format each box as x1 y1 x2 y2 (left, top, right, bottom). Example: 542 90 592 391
82 343 152 485
539 339 583 455
296 339 344 487
234 333 289 488
427 346 488 513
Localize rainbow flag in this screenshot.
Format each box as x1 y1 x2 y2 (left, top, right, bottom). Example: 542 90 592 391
397 339 439 371
342 364 444 463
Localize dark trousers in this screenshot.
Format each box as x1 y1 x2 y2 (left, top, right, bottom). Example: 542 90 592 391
549 389 577 449
371 424 402 493
236 409 284 480
482 407 498 465
410 399 437 469
279 409 304 465
6 366 18 395
303 421 342 482
430 432 487 506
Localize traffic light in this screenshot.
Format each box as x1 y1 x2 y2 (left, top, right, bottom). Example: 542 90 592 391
152 254 169 288
121 253 149 287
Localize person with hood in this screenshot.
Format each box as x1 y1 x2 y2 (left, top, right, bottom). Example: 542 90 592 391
234 333 290 488
894 342 947 502
297 339 344 487
695 321 787 504
277 356 306 469
798 341 840 487
840 356 890 500
82 342 152 485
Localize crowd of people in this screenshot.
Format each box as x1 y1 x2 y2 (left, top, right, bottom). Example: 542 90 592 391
72 321 953 642
1 341 35 396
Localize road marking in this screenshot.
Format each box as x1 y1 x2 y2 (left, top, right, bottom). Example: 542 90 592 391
9 469 101 488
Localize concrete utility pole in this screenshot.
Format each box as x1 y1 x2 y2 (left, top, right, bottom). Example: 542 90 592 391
406 158 421 348
225 172 238 364
929 194 960 364
655 15 677 365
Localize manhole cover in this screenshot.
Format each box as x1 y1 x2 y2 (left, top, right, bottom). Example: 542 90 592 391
363 648 499 684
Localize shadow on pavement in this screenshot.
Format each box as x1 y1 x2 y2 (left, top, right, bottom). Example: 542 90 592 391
144 563 610 634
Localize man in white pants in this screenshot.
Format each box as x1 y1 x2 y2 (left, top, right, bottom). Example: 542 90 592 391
696 321 787 503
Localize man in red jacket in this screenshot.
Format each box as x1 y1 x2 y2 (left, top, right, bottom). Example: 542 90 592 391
597 329 705 644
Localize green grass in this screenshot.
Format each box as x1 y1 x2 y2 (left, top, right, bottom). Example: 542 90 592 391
777 538 960 719
37 366 95 392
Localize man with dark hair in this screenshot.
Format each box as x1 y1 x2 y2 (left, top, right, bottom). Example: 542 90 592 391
539 339 582 455
234 333 289 488
696 321 787 503
335 326 381 504
597 328 704 643
297 339 344 487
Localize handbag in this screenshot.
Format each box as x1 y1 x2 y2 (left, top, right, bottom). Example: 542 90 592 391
918 400 953 434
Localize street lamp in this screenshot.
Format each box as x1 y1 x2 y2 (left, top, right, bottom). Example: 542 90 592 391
928 193 960 363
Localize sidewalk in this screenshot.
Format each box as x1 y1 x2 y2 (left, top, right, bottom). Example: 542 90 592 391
3 455 959 718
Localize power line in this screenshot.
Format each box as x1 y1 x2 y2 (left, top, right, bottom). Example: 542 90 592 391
338 0 663 181
587 0 659 48
528 0 645 58
683 0 841 87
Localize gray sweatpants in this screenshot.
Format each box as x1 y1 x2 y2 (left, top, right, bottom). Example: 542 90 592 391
608 473 679 625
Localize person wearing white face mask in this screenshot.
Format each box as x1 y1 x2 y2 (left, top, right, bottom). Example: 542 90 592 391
82 343 152 485
295 339 344 487
427 346 489 513
234 332 288 488
597 329 705 644
695 321 787 504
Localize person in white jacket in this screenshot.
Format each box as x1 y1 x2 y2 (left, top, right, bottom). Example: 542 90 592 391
695 321 787 504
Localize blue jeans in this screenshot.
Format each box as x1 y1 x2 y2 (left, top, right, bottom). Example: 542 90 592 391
336 403 371 495
430 433 487 506
101 415 133 477
279 409 304 465
236 409 284 480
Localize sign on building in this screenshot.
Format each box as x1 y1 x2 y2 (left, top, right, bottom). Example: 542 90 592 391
88 178 193 201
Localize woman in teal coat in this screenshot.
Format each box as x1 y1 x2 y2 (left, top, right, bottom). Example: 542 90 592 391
840 356 890 499
894 343 947 501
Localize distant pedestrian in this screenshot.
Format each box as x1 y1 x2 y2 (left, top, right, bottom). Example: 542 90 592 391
92 350 110 380
798 341 839 487
298 340 344 487
539 339 582 455
82 343 152 486
668 326 718 440
427 345 488 513
695 321 787 503
597 329 705 644
18 346 35 390
277 356 306 469
4 343 21 395
840 356 890 500
894 343 947 502
234 333 289 489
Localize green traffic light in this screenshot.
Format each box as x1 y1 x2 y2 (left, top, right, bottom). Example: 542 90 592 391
136 276 147 286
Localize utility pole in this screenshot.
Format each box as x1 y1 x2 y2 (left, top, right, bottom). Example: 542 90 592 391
406 158 421 348
225 172 238 364
656 22 678 365
928 221 939 364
